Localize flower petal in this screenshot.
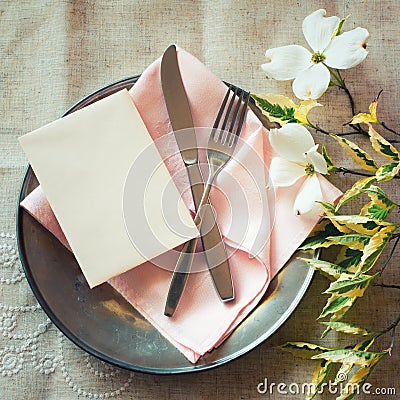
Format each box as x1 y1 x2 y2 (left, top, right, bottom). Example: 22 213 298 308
305 145 328 174
302 9 340 52
269 157 306 187
324 27 369 69
262 45 312 80
294 174 323 216
292 63 330 100
269 123 315 163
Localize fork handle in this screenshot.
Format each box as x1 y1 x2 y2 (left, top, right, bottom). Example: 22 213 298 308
193 175 214 224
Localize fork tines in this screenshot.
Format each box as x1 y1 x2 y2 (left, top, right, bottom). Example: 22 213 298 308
212 85 250 146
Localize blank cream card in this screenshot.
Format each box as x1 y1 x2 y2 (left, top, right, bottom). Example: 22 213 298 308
19 89 198 287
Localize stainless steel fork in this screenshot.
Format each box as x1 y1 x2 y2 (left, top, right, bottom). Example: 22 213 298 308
195 87 250 222
164 86 250 317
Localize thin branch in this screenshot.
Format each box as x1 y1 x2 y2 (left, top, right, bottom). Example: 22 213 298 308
385 314 400 333
330 68 369 136
385 314 400 354
374 283 400 290
381 121 400 137
336 167 375 178
333 167 400 179
311 124 364 137
379 235 400 275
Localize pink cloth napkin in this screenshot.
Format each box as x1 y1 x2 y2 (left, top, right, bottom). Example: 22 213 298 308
20 48 342 363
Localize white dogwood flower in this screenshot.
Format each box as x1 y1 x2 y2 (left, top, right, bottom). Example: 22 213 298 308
262 9 369 99
269 123 328 216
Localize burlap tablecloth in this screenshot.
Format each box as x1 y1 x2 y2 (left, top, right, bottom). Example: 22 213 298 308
1 1 399 399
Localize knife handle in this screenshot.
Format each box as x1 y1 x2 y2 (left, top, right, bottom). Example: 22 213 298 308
164 203 233 317
198 204 234 302
186 164 234 301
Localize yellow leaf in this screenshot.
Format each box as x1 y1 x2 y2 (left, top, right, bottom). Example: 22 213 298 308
294 99 322 125
331 134 378 172
368 124 400 161
349 97 380 125
350 112 378 125
261 93 297 109
368 98 379 121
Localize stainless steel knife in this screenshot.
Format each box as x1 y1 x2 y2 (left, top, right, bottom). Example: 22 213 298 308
160 44 234 316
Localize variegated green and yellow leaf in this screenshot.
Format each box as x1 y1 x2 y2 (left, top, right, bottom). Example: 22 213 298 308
317 201 338 215
354 337 376 351
368 124 399 161
333 14 350 36
277 342 332 359
321 145 339 173
318 202 352 233
311 349 385 367
319 295 354 319
305 360 332 400
336 353 387 400
334 337 376 384
335 176 376 211
299 258 351 280
362 185 399 208
324 274 376 295
320 209 354 234
331 134 378 172
320 282 370 321
325 215 384 235
251 94 299 125
299 221 341 250
361 201 394 221
336 248 363 272
321 321 374 336
376 162 400 182
355 225 396 275
326 234 370 251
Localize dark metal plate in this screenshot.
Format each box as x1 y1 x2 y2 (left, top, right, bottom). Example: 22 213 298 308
16 76 313 374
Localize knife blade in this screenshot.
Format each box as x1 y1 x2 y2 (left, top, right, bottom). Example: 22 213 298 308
161 44 234 316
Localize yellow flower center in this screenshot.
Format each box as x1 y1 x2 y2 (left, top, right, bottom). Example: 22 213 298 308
305 163 315 176
311 52 326 64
